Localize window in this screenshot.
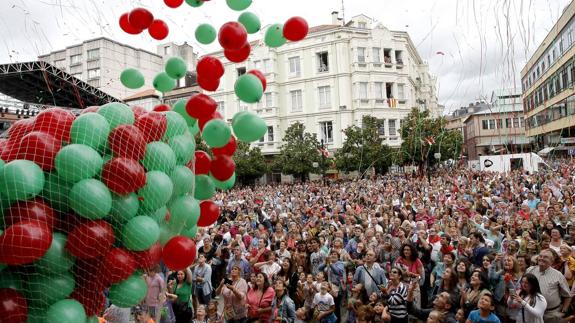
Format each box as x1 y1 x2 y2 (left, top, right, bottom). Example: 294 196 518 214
372 48 381 63
482 120 489 130
374 82 384 99
70 54 82 65
320 121 333 143
388 119 397 136
267 126 274 142
357 47 366 63
290 90 302 112
318 86 331 108
505 118 511 128
378 119 385 136
317 52 329 72
87 49 99 60
358 22 367 29
254 60 262 70
520 117 524 127
263 59 271 73
496 119 502 129
359 82 368 99
54 59 65 68
261 93 271 108
397 84 405 99
237 67 246 77
488 119 495 129
289 56 300 76
87 68 100 79
513 117 519 128
217 101 225 115
72 73 82 79
164 46 170 55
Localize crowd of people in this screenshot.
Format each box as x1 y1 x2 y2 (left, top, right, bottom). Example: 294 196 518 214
104 158 575 323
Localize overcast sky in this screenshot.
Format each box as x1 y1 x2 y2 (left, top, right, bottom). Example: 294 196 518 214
0 0 571 114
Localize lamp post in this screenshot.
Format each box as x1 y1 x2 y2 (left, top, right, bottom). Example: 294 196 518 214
320 139 326 185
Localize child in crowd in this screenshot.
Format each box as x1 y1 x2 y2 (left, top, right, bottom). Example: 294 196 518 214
466 294 501 323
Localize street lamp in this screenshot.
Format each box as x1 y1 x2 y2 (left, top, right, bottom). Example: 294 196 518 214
320 139 326 185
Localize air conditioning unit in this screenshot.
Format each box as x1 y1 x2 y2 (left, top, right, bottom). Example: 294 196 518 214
339 105 347 110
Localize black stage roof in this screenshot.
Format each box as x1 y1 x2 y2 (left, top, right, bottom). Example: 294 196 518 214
0 61 120 108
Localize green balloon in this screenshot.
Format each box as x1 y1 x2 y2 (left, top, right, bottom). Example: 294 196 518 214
185 0 204 7
122 216 160 251
0 271 23 291
69 179 112 219
265 23 287 48
0 159 45 201
86 317 100 323
168 195 200 230
146 205 168 223
27 272 75 307
227 0 251 10
98 102 134 129
165 57 188 79
232 110 250 127
120 68 145 89
213 172 236 190
159 223 178 245
235 74 263 103
55 144 103 182
169 135 195 165
172 99 197 127
194 174 215 200
42 172 72 212
46 299 86 323
70 112 110 151
238 12 261 34
163 111 189 140
170 165 195 196
181 225 198 239
189 123 200 136
202 119 232 148
27 308 47 323
110 192 140 224
153 72 176 93
138 171 173 212
36 233 75 274
195 23 217 44
232 111 267 142
142 142 177 173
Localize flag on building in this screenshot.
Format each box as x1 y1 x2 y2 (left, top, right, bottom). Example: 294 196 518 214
318 147 329 158
387 98 397 108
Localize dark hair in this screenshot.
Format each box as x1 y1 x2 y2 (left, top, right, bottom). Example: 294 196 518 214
520 273 542 307
455 258 471 280
440 267 457 292
254 272 271 292
481 292 495 306
443 252 456 262
471 232 485 243
400 243 418 261
470 270 489 291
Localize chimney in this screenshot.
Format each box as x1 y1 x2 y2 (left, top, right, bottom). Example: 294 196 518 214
331 11 340 25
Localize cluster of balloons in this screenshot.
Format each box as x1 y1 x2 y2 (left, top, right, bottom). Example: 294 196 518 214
119 7 169 40
121 56 188 93
265 16 309 48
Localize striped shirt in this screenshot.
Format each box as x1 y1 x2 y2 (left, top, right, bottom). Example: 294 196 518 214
525 265 570 310
387 282 408 318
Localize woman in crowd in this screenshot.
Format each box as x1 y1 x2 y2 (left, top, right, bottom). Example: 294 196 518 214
508 274 546 323
394 243 425 307
383 266 408 323
461 270 490 317
217 264 248 323
166 267 194 323
273 279 297 322
193 254 213 306
246 272 275 322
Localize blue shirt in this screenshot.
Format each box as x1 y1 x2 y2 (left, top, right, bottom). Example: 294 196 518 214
467 310 501 323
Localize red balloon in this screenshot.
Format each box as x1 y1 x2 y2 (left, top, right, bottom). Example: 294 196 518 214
101 248 138 285
66 220 115 259
0 221 52 265
193 151 212 175
186 94 217 120
153 104 171 112
0 140 19 163
108 125 147 160
198 111 223 131
218 22 248 50
33 107 75 142
74 258 105 289
135 112 167 142
224 42 251 63
247 69 267 92
128 8 154 30
17 131 61 171
283 16 309 41
0 138 7 156
210 154 235 181
197 200 220 227
131 106 148 119
0 288 28 323
149 19 169 40
196 56 224 80
101 158 146 195
4 198 56 229
81 106 100 114
211 135 237 156
164 0 184 8
133 242 162 270
162 236 196 270
197 75 220 92
71 283 106 317
7 118 33 142
54 211 86 235
119 13 144 35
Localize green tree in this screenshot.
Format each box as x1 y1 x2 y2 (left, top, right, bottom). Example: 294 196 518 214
334 116 395 176
275 122 322 182
233 141 269 185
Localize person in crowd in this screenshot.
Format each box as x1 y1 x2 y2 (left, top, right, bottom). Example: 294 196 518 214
193 254 213 306
507 273 546 323
217 264 248 323
407 279 457 323
166 267 194 323
353 248 387 297
461 270 490 316
394 243 424 307
246 272 275 322
227 243 251 280
134 305 155 323
143 265 165 323
383 266 409 323
312 281 337 323
192 304 207 323
273 279 297 323
466 294 501 323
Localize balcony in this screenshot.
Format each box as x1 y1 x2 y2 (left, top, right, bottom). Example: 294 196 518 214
384 56 393 67
396 58 404 69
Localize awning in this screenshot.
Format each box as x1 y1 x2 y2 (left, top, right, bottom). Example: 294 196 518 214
538 147 555 156
475 136 532 147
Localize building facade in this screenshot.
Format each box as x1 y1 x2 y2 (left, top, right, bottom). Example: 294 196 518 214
463 90 530 160
206 13 440 155
521 1 575 148
38 38 196 100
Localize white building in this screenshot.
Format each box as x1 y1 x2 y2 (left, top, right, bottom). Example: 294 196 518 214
38 38 196 100
206 13 440 155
